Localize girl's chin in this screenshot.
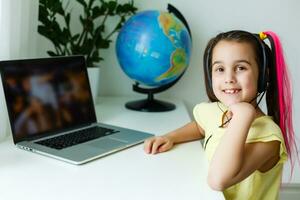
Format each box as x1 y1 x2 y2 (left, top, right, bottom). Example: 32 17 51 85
221 99 242 106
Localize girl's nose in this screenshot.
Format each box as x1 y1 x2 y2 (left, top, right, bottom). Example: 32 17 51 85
225 71 236 84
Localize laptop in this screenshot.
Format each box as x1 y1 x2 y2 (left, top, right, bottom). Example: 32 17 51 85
0 56 154 165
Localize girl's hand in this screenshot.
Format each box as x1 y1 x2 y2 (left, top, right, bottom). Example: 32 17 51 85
228 102 256 122
144 136 174 154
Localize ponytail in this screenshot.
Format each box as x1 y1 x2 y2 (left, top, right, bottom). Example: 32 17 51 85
263 31 298 174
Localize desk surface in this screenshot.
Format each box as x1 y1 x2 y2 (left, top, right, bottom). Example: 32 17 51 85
0 96 224 200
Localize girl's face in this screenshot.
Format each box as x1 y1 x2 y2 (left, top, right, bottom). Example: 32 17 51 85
211 40 259 106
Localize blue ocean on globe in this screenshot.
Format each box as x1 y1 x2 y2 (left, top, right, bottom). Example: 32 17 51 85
116 10 192 87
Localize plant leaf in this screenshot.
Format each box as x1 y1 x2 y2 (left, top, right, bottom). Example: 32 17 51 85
92 6 106 19
107 1 117 15
52 0 64 15
76 0 87 8
72 34 80 42
65 13 70 26
47 50 58 56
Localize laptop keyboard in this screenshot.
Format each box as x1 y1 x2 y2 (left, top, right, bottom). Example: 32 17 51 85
36 127 119 150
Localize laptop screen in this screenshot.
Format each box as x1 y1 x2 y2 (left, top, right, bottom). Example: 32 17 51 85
0 56 97 143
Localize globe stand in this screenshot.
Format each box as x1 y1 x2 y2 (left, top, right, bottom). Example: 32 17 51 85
125 91 175 112
125 73 184 112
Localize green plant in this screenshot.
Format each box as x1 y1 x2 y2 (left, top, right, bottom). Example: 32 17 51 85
38 0 137 67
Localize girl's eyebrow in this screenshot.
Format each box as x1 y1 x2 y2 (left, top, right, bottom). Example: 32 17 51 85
212 61 223 66
234 59 251 65
212 60 251 66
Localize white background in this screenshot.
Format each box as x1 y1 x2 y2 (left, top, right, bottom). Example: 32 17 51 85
1 0 300 183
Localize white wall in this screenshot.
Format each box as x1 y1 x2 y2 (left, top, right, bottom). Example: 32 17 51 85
4 0 300 183
0 0 38 59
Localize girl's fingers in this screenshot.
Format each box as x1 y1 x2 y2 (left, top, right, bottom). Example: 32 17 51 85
158 142 171 153
144 136 172 154
151 138 165 154
144 138 155 154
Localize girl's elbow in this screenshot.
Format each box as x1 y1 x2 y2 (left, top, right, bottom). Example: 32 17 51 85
207 174 227 191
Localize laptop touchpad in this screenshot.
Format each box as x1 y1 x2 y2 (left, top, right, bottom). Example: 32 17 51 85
88 138 126 150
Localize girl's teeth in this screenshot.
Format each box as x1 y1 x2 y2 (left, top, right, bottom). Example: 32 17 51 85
224 89 239 94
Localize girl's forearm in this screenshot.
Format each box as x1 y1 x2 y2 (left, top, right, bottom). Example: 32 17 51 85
208 114 253 186
165 121 204 144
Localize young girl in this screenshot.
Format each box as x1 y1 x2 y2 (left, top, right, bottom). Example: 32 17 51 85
144 30 298 199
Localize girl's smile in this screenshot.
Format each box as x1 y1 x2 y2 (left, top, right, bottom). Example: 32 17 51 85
223 89 241 94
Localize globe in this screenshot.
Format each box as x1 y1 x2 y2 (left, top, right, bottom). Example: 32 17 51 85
116 10 192 87
115 6 192 112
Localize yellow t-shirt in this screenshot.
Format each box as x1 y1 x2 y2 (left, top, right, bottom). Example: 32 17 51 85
193 102 287 200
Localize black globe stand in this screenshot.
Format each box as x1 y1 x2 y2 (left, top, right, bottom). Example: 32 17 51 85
125 76 183 112
125 91 175 112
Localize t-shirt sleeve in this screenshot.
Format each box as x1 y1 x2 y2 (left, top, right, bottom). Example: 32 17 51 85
193 103 207 130
247 118 288 164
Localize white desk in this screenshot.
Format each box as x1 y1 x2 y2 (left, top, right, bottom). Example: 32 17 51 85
0 96 224 200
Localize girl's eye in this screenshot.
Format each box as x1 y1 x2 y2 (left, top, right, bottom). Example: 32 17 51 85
214 67 224 72
236 65 246 71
